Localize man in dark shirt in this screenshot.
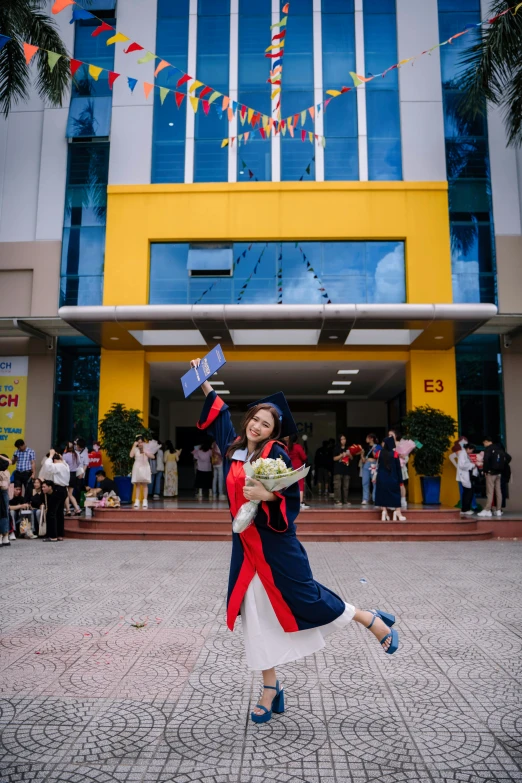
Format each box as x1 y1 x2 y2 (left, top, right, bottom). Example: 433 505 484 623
42 480 62 542
95 471 117 496
9 484 31 539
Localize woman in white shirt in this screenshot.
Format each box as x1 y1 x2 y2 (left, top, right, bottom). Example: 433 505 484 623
456 444 478 516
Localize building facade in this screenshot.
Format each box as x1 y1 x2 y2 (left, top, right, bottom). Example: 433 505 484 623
0 0 521 504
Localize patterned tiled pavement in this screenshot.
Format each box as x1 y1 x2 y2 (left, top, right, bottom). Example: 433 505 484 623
0 540 521 783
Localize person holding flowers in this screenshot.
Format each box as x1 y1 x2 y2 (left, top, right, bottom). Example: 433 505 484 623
189 357 400 726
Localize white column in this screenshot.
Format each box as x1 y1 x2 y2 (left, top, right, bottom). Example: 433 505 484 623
271 0 281 182
109 0 157 185
313 0 324 181
354 0 368 181
229 0 239 182
185 0 198 184
396 0 446 181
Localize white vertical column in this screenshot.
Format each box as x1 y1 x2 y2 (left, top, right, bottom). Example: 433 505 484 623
229 0 239 182
185 0 198 184
313 0 324 181
271 0 281 182
354 0 368 181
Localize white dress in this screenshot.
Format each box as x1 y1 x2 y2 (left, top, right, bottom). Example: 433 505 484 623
230 449 356 671
131 448 152 484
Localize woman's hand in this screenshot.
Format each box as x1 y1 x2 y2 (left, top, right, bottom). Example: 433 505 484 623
189 358 213 397
190 358 201 369
243 478 274 503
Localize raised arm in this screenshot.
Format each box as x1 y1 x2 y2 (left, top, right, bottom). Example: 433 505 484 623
190 358 213 396
190 357 236 457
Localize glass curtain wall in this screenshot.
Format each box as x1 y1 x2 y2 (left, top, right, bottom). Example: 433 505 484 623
456 335 504 444
152 0 190 183
238 0 272 181
281 0 315 180
194 0 231 182
54 338 101 448
66 6 116 138
363 0 402 180
438 0 496 303
322 0 358 180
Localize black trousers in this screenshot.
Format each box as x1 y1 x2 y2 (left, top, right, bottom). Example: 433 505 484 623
13 470 32 492
47 487 67 539
461 485 474 513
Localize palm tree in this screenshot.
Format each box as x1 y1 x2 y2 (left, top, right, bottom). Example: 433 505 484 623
458 0 522 147
0 0 71 117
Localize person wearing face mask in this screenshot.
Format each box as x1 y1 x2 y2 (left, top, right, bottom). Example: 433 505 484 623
88 442 104 488
449 435 471 508
190 357 400 728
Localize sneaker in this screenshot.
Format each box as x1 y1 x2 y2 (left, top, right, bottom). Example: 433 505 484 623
477 509 492 517
334 501 342 506
361 500 368 505
25 532 38 539
495 510 503 517
343 502 352 507
219 494 227 500
461 510 475 516
142 499 148 509
8 532 15 541
301 503 310 510
1 534 10 546
153 494 160 499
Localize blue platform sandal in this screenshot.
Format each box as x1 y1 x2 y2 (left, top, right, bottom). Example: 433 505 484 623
250 680 285 724
366 609 399 655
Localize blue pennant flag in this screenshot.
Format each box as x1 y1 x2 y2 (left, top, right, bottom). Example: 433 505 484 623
272 59 282 68
242 250 247 257
231 100 238 114
0 35 11 52
71 7 94 22
215 105 223 119
128 77 138 93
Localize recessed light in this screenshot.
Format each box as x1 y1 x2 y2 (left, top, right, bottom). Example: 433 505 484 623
337 370 359 374
110 337 119 341
211 381 225 385
328 389 345 394
435 335 444 340
329 335 338 340
220 390 231 394
332 381 352 385
213 335 222 339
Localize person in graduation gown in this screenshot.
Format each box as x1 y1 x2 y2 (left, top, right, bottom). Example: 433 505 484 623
374 436 406 522
189 357 400 725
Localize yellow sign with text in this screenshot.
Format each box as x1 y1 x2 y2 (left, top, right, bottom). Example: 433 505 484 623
0 357 28 459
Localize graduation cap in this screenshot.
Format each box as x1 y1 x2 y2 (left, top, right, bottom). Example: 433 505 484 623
248 391 298 438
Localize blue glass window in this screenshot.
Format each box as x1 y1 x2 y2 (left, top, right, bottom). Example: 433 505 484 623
152 2 189 183
194 5 231 182
66 14 116 138
281 5 315 180
238 1 272 181
54 337 101 447
149 240 405 304
438 0 496 304
60 142 109 306
322 2 358 180
363 1 402 180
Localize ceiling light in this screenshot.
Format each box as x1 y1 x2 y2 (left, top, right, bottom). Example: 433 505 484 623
110 337 119 341
435 335 444 340
329 335 338 340
211 381 225 385
338 370 359 375
213 335 222 340
332 381 352 385
328 389 345 394
220 390 231 394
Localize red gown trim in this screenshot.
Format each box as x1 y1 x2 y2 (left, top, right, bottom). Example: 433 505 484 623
197 395 226 430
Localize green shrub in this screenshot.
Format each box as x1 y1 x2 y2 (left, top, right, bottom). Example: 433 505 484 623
402 405 457 477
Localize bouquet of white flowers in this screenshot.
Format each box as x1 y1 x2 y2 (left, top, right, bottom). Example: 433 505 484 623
232 456 310 534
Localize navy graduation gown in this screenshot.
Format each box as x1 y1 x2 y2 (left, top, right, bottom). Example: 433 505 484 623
197 391 346 634
374 449 403 508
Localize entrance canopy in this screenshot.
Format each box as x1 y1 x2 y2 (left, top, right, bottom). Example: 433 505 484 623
59 303 497 351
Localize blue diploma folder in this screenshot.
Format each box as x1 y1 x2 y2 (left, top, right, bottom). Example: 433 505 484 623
181 345 226 398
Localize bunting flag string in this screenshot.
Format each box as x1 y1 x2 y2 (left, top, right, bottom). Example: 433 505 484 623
266 3 290 120
297 243 332 304
277 245 283 304
237 244 269 303
233 242 256 271
194 282 215 305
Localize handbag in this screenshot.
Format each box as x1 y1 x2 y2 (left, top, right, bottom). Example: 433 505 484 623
19 512 33 535
38 506 47 537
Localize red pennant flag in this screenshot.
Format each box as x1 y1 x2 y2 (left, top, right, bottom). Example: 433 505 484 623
252 112 260 128
176 74 191 89
293 113 299 127
123 42 144 54
249 170 254 179
92 20 113 37
341 86 351 93
199 85 212 99
260 127 266 139
108 71 120 89
23 43 39 64
174 91 185 108
301 129 306 142
265 51 283 58
241 104 247 119
70 58 83 76
202 100 210 115
282 2 290 11
272 30 286 40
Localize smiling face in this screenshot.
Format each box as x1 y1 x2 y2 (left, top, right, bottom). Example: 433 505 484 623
339 435 347 448
244 405 279 446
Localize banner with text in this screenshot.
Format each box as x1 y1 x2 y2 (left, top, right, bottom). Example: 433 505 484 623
0 357 28 457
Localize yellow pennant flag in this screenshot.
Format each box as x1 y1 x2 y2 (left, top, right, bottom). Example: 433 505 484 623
88 63 103 81
47 51 62 72
397 58 412 67
190 96 199 113
326 89 341 97
106 32 129 46
238 134 243 143
300 110 306 126
208 91 221 104
321 136 326 148
137 51 156 64
221 138 229 148
247 107 254 123
514 2 522 12
309 132 313 143
189 80 203 94
271 87 281 99
159 87 169 105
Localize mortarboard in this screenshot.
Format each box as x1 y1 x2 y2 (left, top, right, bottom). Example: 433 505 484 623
248 391 298 438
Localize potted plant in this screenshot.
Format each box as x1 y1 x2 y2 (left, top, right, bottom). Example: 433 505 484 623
402 405 457 505
98 403 152 505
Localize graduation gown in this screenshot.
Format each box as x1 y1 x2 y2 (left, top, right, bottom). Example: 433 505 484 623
197 391 346 633
374 448 403 508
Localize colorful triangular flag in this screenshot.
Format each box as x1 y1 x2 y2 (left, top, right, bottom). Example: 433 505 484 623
106 32 130 46
47 51 62 72
23 43 38 64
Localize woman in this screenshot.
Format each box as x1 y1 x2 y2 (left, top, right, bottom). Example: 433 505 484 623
192 441 213 499
62 442 82 516
360 433 380 505
190 356 399 725
456 443 478 515
29 477 45 536
388 430 409 510
130 435 153 509
163 441 182 497
286 434 309 510
0 454 11 547
332 434 351 507
88 442 104 488
211 441 225 499
374 437 406 521
150 442 164 499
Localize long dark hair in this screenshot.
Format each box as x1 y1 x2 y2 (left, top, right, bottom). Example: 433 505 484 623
226 404 283 461
164 440 174 453
380 436 396 473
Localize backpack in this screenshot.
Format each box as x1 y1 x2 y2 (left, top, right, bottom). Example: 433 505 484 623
489 447 507 474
